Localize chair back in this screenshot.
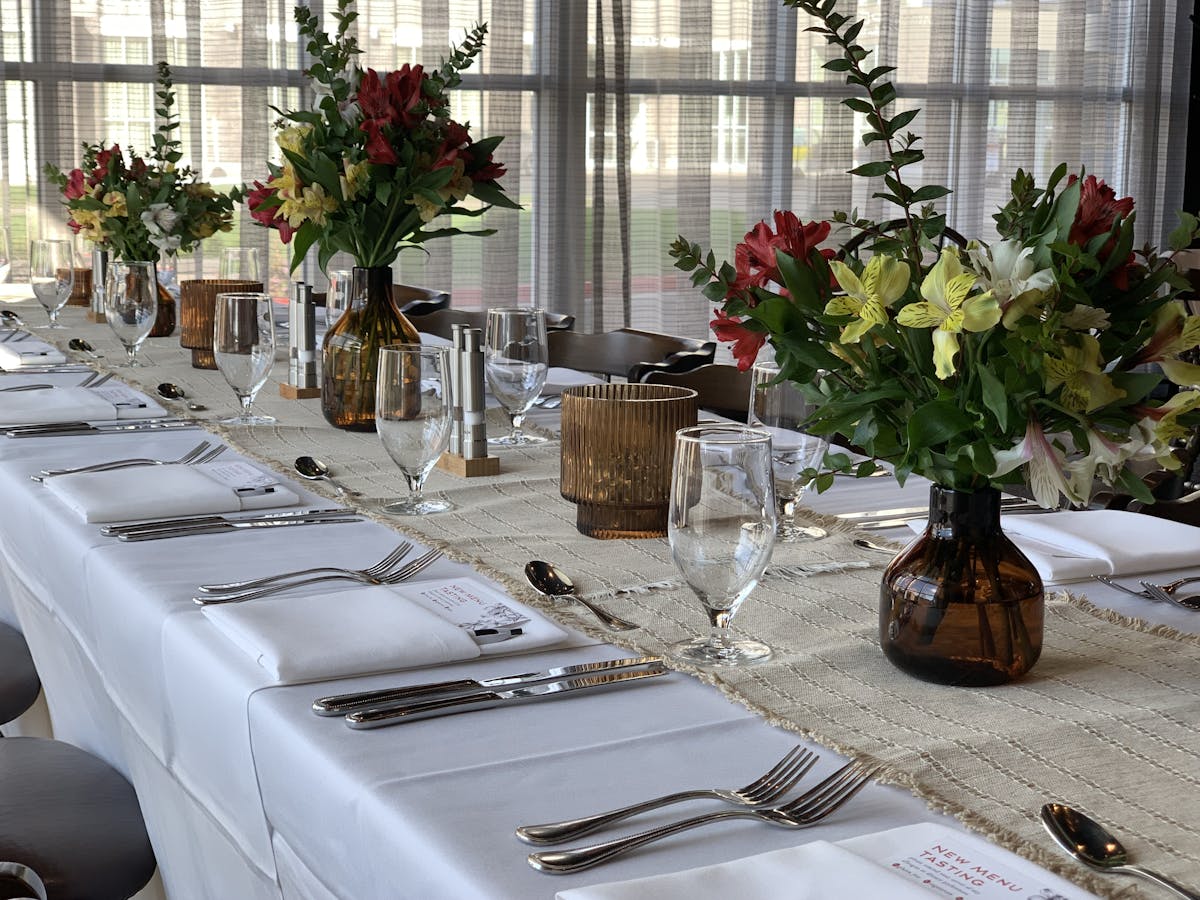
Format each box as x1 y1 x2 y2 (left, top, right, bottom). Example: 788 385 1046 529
392 284 451 317
548 328 715 381
641 363 752 422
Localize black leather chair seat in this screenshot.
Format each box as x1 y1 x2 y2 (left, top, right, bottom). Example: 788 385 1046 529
0 624 38 727
0 738 155 900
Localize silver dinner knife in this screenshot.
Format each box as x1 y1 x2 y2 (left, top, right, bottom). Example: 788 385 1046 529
313 656 665 716
101 507 350 536
117 515 361 541
5 419 198 438
344 665 669 729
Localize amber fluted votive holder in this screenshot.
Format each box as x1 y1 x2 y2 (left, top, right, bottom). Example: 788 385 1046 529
67 268 92 306
180 279 262 368
560 383 698 539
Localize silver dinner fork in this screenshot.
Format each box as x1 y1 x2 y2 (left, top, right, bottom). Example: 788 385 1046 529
516 746 817 845
197 542 414 594
1140 581 1200 611
0 383 52 392
1092 574 1200 600
527 760 878 874
34 440 219 480
193 548 443 605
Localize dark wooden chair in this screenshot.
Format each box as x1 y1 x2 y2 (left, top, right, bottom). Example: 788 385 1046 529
0 623 157 900
392 285 450 317
409 308 575 340
548 328 715 382
641 363 752 422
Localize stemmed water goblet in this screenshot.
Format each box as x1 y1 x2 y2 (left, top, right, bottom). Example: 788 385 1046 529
376 344 454 515
213 292 276 425
749 361 830 541
668 424 777 666
30 239 74 328
105 260 157 366
485 307 549 446
218 247 261 281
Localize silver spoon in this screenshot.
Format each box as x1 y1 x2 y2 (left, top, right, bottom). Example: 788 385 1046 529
525 560 639 631
853 538 899 556
156 382 207 412
0 310 24 328
69 338 103 358
1041 803 1200 899
294 455 361 497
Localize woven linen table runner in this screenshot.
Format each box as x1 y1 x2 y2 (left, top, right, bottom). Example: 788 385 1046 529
31 306 1200 897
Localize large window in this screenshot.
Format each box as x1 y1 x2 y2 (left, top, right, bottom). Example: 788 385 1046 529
0 0 1191 339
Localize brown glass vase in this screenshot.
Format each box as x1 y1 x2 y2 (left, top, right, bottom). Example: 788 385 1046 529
148 254 177 337
879 484 1044 686
321 266 420 431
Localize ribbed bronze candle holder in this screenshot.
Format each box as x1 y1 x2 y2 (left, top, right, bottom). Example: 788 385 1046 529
560 383 698 539
179 279 262 368
67 268 92 306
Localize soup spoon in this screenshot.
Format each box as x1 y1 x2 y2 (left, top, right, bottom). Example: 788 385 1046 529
525 560 638 631
156 382 207 412
0 310 24 328
294 455 361 497
69 338 103 358
1041 803 1200 899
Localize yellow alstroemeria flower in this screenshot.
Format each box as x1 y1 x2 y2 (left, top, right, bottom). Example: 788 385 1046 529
825 253 909 344
896 248 1000 379
340 160 369 201
101 190 128 218
1132 302 1200 386
277 124 313 155
279 182 339 228
1145 389 1200 444
269 164 300 199
1043 334 1125 413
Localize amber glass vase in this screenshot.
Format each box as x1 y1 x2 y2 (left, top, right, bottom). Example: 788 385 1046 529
148 254 177 337
321 266 420 431
879 485 1044 686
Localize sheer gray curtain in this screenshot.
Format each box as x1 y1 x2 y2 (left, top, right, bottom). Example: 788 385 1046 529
0 0 1192 337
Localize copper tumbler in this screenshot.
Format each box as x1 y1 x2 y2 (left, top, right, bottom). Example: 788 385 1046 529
180 279 262 368
560 383 698 539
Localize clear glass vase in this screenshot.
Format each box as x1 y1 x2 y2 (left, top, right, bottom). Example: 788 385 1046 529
879 484 1044 686
321 266 421 431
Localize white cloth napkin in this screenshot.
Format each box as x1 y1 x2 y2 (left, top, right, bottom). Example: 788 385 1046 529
42 460 300 523
0 384 164 425
905 509 1200 583
0 335 68 369
557 822 1099 900
556 841 933 900
202 576 570 682
544 367 605 395
201 585 483 682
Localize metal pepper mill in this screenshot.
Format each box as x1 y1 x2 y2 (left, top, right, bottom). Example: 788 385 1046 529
280 281 321 399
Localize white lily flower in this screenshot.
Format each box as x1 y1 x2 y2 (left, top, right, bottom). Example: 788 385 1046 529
140 202 179 237
968 239 1056 328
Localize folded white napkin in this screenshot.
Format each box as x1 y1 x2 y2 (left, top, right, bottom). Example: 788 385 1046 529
0 335 67 369
556 841 932 900
558 821 1098 900
544 367 605 395
906 509 1200 583
43 460 300 523
202 576 569 683
0 384 165 425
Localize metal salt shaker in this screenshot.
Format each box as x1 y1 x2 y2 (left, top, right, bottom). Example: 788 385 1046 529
90 247 109 316
462 327 487 458
448 323 466 456
288 282 318 389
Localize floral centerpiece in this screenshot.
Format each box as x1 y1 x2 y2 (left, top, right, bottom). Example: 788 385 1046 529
671 0 1200 686
46 62 240 335
246 0 517 429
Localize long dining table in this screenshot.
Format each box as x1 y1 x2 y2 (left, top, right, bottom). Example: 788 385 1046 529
0 298 1197 900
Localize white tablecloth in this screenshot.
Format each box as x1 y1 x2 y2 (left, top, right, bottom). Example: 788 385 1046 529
0 341 1191 899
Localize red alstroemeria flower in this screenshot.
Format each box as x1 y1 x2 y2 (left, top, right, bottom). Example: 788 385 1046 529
362 120 398 165
1067 174 1136 289
726 212 834 301
385 64 426 129
433 121 472 171
245 181 296 244
472 159 507 183
357 70 397 126
64 169 87 200
66 218 82 234
772 211 834 265
711 309 766 371
93 144 123 179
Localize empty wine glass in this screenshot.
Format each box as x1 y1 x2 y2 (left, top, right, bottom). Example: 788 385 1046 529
326 268 352 327
218 247 261 281
376 344 454 515
104 260 157 366
669 424 777 666
30 239 74 328
213 292 276 425
749 361 830 541
485 307 549 445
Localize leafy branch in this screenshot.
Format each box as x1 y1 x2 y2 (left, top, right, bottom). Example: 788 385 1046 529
784 0 951 262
